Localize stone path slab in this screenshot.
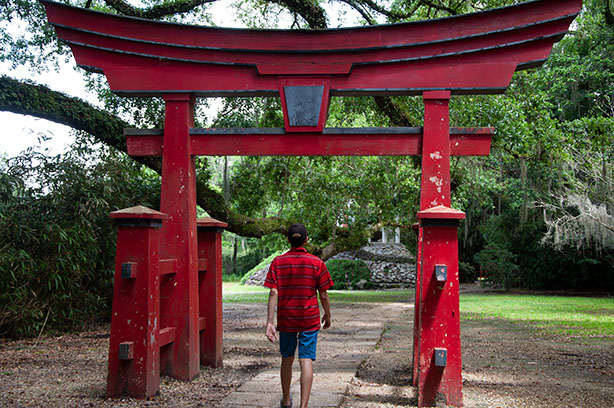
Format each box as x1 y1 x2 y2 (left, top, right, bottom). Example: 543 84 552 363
218 303 408 408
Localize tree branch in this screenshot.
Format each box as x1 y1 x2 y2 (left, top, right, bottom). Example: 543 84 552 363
0 75 287 237
337 0 418 22
266 0 327 28
336 0 376 25
103 0 217 19
373 96 415 126
420 0 460 16
0 75 128 151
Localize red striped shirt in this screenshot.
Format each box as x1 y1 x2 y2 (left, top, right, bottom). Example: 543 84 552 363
264 247 333 332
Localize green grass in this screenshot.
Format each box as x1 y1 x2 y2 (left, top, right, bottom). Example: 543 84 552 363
327 289 413 303
223 282 269 303
460 293 614 338
222 274 242 283
222 283 413 304
222 283 614 338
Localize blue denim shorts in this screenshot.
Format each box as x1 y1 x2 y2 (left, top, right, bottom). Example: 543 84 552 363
279 330 319 360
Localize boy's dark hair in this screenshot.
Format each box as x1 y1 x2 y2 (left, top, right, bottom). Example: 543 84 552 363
288 223 307 247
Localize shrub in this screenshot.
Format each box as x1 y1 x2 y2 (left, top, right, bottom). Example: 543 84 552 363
459 262 477 283
223 248 268 276
474 243 519 290
0 147 160 338
222 274 242 283
325 259 373 290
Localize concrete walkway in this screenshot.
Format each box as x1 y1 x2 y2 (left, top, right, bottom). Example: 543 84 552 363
217 302 413 408
218 325 382 407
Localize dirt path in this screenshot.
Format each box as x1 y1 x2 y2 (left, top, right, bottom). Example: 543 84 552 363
1 296 613 407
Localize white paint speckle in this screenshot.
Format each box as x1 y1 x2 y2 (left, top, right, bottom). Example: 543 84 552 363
429 151 442 160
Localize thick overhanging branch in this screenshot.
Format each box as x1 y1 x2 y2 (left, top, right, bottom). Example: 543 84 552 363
0 75 128 150
0 75 287 238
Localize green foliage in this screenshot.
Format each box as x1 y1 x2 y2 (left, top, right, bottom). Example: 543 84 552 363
228 155 420 251
240 250 283 284
474 242 519 291
222 273 242 282
458 261 477 283
222 243 274 277
325 259 373 290
0 143 160 337
454 4 614 290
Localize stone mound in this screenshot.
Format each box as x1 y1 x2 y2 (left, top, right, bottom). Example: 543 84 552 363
331 243 416 288
243 265 270 286
244 243 416 288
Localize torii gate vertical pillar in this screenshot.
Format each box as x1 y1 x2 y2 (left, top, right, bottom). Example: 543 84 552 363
414 91 464 407
197 218 228 368
159 94 200 381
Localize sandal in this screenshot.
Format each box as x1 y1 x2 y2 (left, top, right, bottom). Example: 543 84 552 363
280 396 292 408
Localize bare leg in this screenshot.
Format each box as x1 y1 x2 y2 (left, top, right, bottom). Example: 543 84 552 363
281 356 294 405
299 358 313 408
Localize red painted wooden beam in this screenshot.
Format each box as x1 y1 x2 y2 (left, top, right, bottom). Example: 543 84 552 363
41 0 581 97
197 218 226 368
158 327 176 348
125 127 493 157
41 0 580 53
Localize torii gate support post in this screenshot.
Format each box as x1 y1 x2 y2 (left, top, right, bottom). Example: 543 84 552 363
411 221 422 387
414 91 464 407
159 94 200 380
106 206 168 398
197 218 228 368
416 207 464 407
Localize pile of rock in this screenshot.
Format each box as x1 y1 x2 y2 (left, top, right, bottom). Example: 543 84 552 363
244 242 416 288
331 243 416 288
243 265 270 286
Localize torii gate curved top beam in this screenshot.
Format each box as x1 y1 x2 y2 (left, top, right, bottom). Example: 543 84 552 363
43 0 580 131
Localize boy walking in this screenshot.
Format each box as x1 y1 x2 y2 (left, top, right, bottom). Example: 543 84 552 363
265 223 333 408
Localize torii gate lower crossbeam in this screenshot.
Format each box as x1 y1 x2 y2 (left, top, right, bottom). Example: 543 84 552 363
125 127 493 157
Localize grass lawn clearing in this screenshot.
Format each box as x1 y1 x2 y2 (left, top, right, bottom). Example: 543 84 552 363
223 283 614 338
460 293 614 338
222 282 413 304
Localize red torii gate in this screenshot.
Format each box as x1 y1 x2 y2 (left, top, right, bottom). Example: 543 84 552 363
42 0 581 406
